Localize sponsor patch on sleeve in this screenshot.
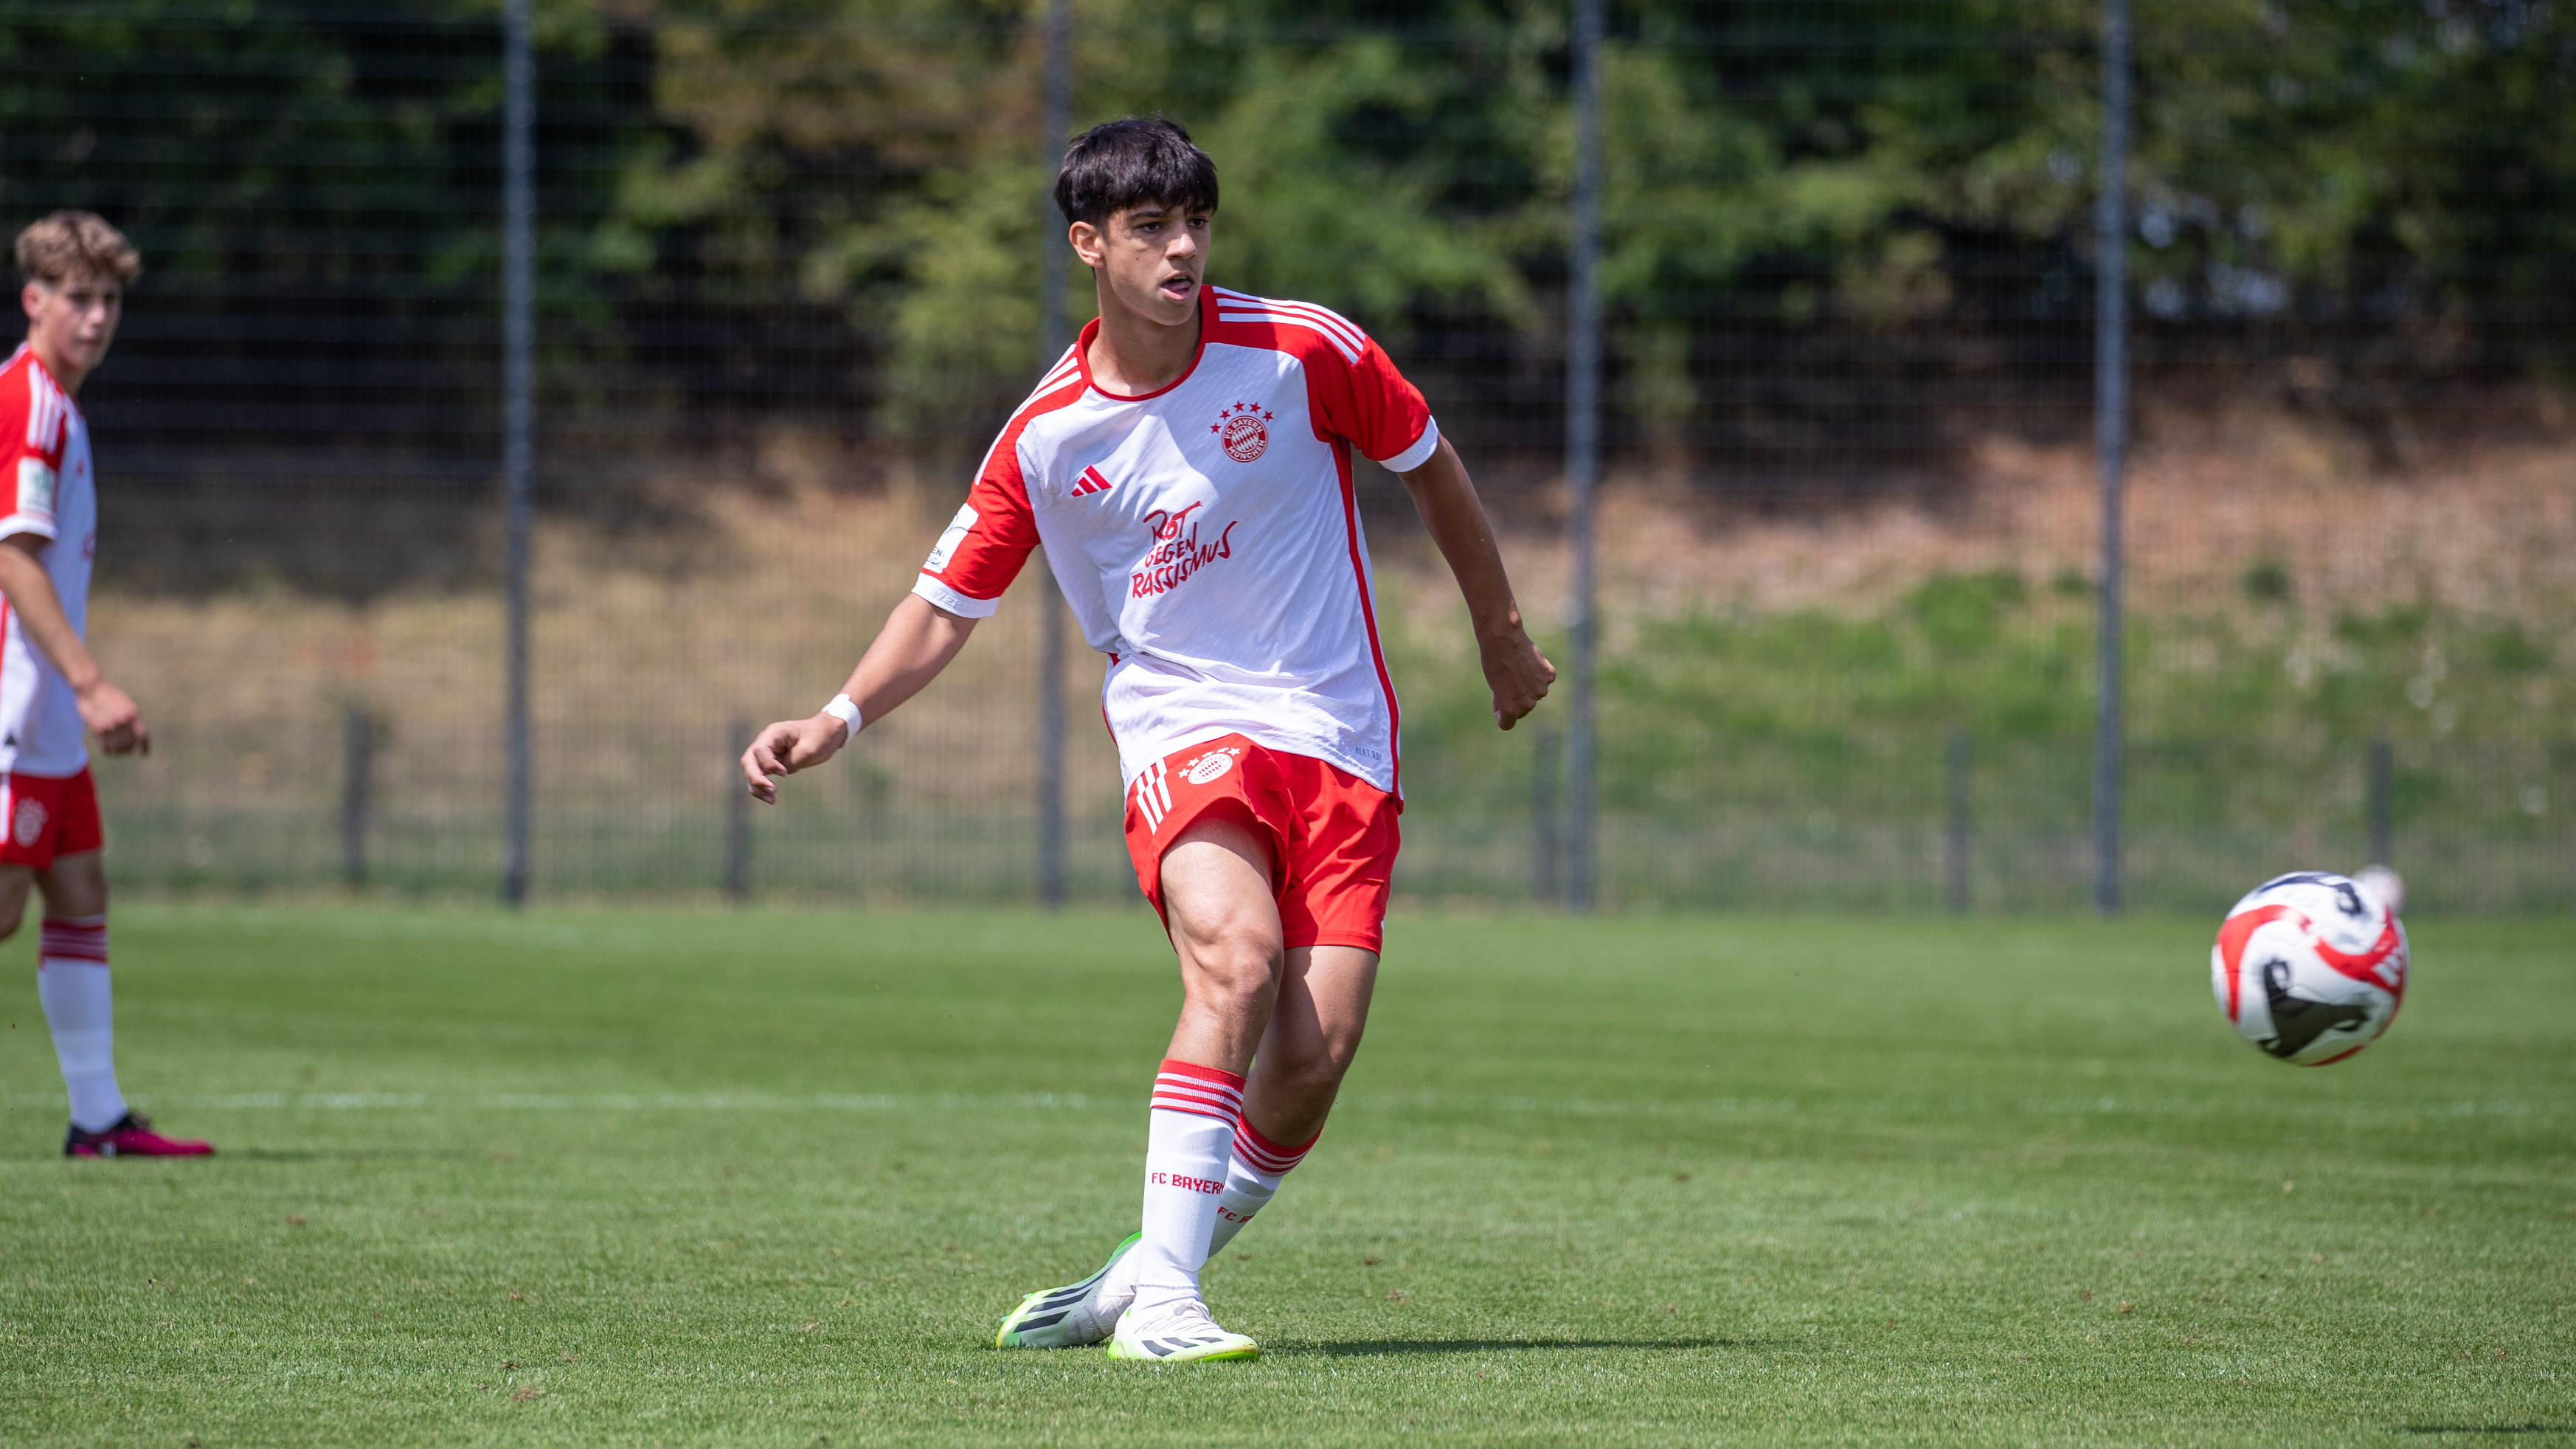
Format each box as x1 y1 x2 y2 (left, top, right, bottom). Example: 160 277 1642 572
923 503 977 574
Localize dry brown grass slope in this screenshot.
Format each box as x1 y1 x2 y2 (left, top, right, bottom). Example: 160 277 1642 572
78 411 2576 889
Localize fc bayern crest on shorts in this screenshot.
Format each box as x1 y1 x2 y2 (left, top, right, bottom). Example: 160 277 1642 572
13 796 46 847
1183 745 1243 786
1214 401 1270 463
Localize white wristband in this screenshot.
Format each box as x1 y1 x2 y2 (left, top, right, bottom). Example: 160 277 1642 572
820 694 861 736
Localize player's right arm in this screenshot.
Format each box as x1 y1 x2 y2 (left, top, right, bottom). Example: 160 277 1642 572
0 364 145 755
0 539 145 755
738 595 977 802
741 425 1048 803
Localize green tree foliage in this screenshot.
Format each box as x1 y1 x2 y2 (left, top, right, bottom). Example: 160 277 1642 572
598 0 2572 440
4 0 2567 449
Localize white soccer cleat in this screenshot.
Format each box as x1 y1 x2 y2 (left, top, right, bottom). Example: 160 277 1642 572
1105 1298 1259 1363
993 1231 1140 1349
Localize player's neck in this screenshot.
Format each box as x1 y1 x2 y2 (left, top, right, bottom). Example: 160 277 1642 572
25 334 86 397
1086 286 1201 397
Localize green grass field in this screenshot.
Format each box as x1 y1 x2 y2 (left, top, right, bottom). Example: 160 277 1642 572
1 906 2569 1446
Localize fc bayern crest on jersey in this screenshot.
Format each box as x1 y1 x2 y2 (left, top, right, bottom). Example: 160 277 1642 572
1213 401 1272 463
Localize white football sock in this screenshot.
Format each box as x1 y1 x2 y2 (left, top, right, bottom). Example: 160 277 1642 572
1129 1059 1242 1323
1096 1115 1318 1312
38 917 125 1132
1208 1116 1318 1256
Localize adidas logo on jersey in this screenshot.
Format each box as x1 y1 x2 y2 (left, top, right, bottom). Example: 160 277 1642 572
1071 464 1115 498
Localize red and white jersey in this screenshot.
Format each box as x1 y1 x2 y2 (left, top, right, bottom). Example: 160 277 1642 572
0 345 97 776
914 286 1439 792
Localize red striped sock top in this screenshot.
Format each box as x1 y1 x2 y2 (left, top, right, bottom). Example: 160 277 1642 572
38 919 107 964
1232 1118 1318 1175
1149 1058 1245 1123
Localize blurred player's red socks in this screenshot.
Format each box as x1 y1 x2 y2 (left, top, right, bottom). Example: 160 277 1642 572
1208 1118 1317 1256
35 917 125 1132
1132 1058 1244 1322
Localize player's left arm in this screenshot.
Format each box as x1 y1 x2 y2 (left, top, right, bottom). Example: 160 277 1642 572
1397 436 1555 730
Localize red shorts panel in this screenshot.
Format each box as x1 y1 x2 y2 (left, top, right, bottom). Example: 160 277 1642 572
1123 735 1399 953
0 768 103 868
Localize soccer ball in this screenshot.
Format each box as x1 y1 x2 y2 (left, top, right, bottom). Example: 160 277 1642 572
2210 871 2409 1066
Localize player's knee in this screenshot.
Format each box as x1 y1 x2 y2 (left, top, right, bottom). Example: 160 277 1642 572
1268 1034 1360 1096
0 904 20 942
1266 1049 1346 1102
1183 931 1280 1007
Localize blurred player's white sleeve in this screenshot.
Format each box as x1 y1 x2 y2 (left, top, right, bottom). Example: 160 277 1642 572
2356 864 2405 914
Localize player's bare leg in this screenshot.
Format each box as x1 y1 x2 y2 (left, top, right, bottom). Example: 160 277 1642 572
1095 811 1278 1361
998 810 1277 1355
4 850 208 1157
1160 809 1286 1074
1240 944 1374 1144
1206 943 1375 1256
1000 852 1373 1352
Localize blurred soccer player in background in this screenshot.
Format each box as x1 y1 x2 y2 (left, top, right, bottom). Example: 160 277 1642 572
743 119 1549 1360
2 212 210 1158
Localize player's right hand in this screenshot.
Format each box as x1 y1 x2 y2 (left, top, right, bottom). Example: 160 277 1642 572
76 679 149 756
741 714 849 803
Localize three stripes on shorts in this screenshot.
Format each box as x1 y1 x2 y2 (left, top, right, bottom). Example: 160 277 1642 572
1131 758 1175 833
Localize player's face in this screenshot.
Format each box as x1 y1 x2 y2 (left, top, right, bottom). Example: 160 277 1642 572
1074 201 1211 329
21 274 122 382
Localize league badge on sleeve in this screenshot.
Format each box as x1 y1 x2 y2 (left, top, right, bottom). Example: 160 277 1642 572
18 457 55 516
924 503 977 573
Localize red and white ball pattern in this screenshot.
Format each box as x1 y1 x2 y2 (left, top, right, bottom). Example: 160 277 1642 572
2211 871 2409 1066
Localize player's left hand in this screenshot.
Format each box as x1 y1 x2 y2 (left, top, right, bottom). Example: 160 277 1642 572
1480 629 1555 730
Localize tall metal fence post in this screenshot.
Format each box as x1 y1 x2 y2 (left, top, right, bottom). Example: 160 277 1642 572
1032 0 1073 910
499 0 536 907
1533 722 1562 904
1945 730 1971 913
2366 736 2394 868
1563 0 1604 913
724 716 752 902
341 703 373 888
2091 0 2130 916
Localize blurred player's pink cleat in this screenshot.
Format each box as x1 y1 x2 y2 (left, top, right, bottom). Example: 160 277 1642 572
63 1112 212 1158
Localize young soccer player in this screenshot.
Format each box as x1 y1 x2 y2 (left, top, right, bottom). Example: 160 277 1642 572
741 119 1548 1360
2 212 210 1158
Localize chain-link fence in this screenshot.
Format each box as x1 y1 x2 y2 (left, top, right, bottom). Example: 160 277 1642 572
5 0 2571 910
